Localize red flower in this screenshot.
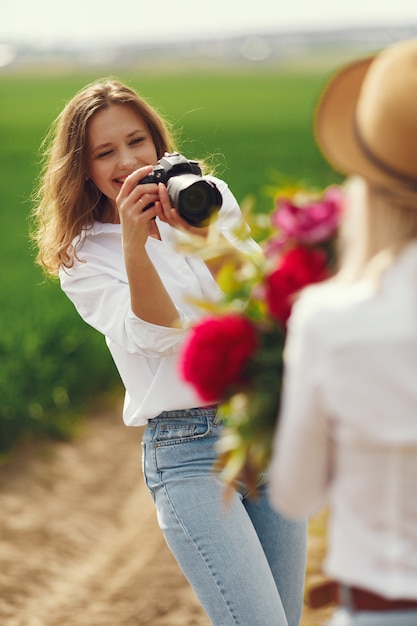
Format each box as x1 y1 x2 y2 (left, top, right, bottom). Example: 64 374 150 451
266 246 329 324
180 314 259 402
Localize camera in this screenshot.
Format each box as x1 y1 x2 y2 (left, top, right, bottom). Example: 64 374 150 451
138 152 222 227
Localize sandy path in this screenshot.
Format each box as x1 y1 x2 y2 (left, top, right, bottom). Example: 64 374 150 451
0 403 330 626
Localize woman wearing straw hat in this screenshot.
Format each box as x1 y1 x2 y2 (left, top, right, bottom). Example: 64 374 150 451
268 38 417 626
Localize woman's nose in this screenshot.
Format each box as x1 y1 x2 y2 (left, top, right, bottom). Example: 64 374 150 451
117 148 136 169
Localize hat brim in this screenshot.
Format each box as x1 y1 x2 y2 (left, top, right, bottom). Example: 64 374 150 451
314 56 397 188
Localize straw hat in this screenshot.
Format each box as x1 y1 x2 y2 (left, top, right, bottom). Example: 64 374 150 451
315 38 417 196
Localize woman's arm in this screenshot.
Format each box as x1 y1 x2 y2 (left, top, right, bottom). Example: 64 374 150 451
268 300 332 518
117 167 181 328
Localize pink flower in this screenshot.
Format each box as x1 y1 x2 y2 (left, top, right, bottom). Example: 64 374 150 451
266 246 329 324
180 314 259 402
271 185 343 247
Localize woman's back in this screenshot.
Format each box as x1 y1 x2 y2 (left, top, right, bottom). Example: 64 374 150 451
272 242 417 597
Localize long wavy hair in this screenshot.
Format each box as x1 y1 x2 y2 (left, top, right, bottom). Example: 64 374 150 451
31 78 177 277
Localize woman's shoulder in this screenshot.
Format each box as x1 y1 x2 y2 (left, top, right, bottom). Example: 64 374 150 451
288 279 375 342
73 221 122 249
295 279 372 316
298 242 417 320
61 221 124 279
81 221 122 238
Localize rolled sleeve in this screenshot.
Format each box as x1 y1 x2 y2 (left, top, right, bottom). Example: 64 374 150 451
60 250 190 358
125 308 189 357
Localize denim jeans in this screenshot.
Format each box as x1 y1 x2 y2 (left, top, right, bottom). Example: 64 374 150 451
141 406 307 626
327 607 417 626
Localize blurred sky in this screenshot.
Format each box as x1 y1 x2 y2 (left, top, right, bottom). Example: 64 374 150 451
2 0 417 47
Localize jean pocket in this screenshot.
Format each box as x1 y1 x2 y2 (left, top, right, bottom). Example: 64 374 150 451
152 417 213 446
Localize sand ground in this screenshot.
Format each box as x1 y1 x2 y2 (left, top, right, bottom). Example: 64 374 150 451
0 403 331 626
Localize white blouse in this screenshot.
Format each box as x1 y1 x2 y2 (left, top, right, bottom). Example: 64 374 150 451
268 243 417 600
60 178 260 426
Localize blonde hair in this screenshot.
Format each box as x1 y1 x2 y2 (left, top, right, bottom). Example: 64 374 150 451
337 176 417 282
31 79 177 277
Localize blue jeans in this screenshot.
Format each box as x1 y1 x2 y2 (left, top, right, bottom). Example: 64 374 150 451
141 406 307 626
327 608 417 626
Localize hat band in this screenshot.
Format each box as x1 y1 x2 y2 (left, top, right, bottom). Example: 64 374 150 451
353 116 417 191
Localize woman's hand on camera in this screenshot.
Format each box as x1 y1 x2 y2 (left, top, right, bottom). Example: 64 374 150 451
117 165 159 251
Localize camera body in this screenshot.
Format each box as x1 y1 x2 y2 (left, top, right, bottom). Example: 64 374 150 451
138 152 222 227
140 152 202 183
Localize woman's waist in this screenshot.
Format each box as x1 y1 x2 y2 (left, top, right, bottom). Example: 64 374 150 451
149 404 219 422
324 525 417 602
143 404 222 447
307 580 417 610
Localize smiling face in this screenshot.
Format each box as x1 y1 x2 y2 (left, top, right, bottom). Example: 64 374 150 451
87 103 158 210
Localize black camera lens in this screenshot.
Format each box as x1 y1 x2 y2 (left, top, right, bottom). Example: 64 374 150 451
167 175 222 227
178 182 216 223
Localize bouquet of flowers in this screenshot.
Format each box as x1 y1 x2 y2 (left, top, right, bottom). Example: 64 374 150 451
179 180 344 495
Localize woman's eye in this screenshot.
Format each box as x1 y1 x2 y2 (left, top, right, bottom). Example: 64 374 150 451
97 150 112 158
130 137 144 146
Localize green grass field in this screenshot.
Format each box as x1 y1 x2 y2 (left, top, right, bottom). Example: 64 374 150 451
0 66 341 452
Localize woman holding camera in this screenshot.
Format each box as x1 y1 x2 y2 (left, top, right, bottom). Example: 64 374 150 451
32 79 306 626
